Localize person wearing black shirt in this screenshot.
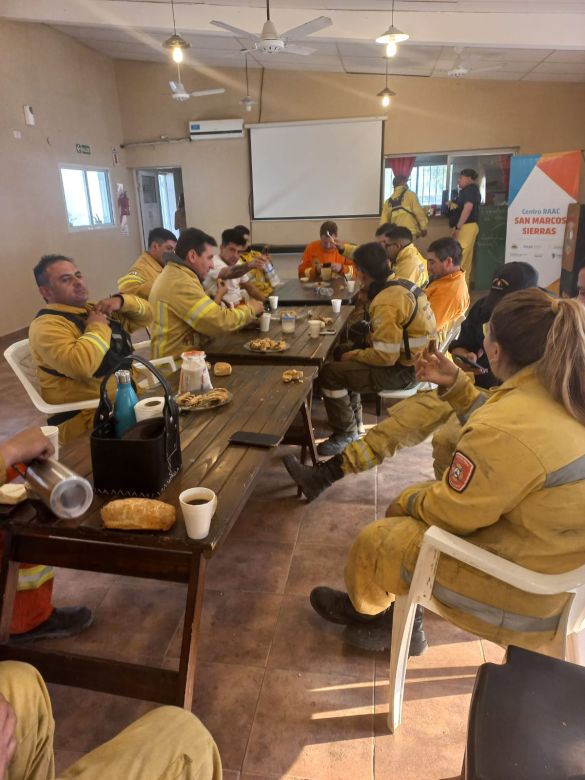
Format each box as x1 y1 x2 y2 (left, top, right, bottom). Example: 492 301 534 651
449 168 481 285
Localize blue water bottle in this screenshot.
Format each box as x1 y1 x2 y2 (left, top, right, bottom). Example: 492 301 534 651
113 369 138 438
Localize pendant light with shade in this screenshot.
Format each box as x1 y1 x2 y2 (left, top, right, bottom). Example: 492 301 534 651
377 57 396 108
240 53 256 113
376 0 409 57
162 0 191 63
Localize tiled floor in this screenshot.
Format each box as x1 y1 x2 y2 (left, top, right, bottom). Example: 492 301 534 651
0 350 505 780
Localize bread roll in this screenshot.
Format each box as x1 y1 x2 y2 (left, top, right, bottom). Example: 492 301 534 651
213 362 232 377
101 498 176 531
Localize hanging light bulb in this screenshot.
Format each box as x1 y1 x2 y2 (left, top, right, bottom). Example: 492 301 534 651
386 41 398 58
162 0 190 62
376 0 409 46
376 57 396 109
239 53 257 114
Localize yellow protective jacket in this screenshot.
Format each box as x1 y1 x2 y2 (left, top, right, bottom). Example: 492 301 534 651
241 250 272 297
380 185 429 237
344 274 436 368
28 296 151 442
425 269 469 337
118 252 162 300
394 366 585 647
394 244 429 288
149 257 257 360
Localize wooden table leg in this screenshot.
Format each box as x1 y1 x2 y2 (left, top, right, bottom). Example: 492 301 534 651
301 398 318 465
176 552 207 710
0 532 20 643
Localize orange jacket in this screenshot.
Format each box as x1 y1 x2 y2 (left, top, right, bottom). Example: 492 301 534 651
298 240 355 279
425 269 469 337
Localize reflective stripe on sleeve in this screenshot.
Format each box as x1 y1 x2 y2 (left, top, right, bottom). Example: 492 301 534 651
117 273 144 287
79 331 109 355
17 565 54 592
322 388 349 399
185 297 215 328
353 439 377 470
372 341 401 354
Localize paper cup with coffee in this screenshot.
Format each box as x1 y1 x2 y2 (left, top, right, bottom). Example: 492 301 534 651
259 312 271 332
347 280 356 293
268 295 279 311
331 298 342 314
41 425 59 461
179 487 217 540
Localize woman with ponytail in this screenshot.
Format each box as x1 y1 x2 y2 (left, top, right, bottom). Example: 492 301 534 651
311 288 585 654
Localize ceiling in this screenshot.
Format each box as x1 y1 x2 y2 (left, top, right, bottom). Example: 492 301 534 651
3 0 585 82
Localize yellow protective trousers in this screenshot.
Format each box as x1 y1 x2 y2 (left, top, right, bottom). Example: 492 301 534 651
0 661 222 780
458 223 479 285
341 390 459 479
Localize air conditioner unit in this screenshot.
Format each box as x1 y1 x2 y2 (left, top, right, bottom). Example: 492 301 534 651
189 119 245 141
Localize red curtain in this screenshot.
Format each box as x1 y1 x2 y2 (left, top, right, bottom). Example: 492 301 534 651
499 154 511 197
385 156 416 178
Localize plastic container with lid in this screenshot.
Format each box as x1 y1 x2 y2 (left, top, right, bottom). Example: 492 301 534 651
179 350 213 395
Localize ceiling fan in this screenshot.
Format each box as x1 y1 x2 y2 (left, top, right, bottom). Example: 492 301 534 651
210 0 332 56
169 64 225 101
447 47 504 78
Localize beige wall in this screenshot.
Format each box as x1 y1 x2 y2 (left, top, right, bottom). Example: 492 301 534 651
0 21 141 335
116 60 585 247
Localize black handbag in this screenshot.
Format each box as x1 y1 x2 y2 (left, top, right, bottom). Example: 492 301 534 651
90 355 182 497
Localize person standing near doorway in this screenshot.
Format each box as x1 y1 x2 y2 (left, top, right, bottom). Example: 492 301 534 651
449 169 481 286
380 176 428 240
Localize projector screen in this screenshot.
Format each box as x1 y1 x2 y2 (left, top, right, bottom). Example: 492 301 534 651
248 117 384 220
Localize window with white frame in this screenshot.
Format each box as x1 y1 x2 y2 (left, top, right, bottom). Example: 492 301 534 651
60 166 114 230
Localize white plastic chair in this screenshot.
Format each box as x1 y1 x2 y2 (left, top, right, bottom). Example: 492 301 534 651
131 340 176 388
387 525 585 733
4 338 176 415
375 317 465 416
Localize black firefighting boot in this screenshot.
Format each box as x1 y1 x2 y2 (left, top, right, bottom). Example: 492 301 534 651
282 453 344 502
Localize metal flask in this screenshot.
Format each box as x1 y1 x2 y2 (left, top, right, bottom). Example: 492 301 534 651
24 458 93 519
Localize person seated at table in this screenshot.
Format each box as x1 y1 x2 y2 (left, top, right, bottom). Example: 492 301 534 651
117 227 177 300
380 175 429 239
424 236 469 340
317 242 436 456
0 660 222 780
310 288 585 654
0 428 92 643
149 228 264 360
283 261 538 502
29 255 152 444
298 221 355 280
203 228 265 307
233 224 277 298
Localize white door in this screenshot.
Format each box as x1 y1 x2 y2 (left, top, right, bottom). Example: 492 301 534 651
137 170 163 248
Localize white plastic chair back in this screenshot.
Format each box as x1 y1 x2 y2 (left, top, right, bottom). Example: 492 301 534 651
387 525 585 733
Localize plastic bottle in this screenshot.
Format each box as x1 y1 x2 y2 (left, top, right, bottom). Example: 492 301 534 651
264 261 281 288
113 369 139 438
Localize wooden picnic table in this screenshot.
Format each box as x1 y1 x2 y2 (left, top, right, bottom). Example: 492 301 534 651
276 277 359 307
0 363 317 708
204 305 354 368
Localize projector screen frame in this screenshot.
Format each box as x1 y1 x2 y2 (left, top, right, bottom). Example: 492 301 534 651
246 117 386 222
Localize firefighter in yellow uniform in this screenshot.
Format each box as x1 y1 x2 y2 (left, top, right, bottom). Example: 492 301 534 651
29 255 152 445
233 225 275 297
317 242 436 456
449 168 481 285
380 175 428 239
0 660 222 779
311 290 585 654
117 228 177 300
339 224 428 289
149 228 264 360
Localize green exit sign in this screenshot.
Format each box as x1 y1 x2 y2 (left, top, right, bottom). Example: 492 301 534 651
75 143 91 155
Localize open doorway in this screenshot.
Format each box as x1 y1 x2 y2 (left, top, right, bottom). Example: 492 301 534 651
136 167 184 248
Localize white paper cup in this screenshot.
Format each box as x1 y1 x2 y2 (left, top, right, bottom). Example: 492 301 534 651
41 425 59 461
268 295 279 311
179 487 217 540
259 312 271 332
347 280 356 293
308 319 322 338
331 298 342 314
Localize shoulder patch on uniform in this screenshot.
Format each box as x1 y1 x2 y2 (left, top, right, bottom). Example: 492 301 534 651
448 451 475 493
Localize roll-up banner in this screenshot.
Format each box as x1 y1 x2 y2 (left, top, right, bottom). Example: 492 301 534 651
505 150 582 290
